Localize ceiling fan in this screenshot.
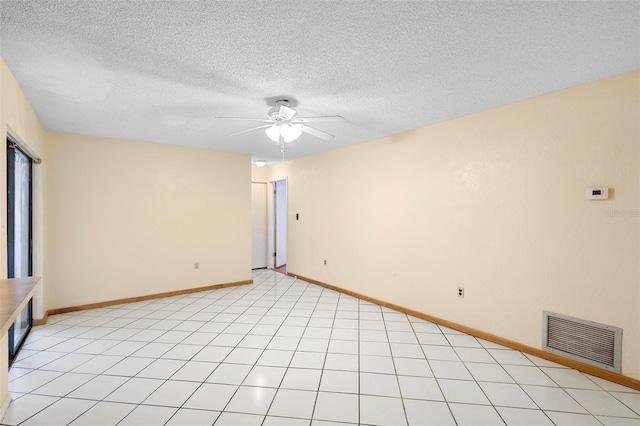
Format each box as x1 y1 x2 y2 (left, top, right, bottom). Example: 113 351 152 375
216 100 344 143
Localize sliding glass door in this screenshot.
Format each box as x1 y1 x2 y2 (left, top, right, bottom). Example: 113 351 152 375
7 141 33 363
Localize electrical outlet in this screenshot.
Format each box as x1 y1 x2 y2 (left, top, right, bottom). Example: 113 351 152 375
323 260 327 266
457 287 464 298
194 262 199 270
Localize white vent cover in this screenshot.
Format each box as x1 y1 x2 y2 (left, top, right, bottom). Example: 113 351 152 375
543 311 622 373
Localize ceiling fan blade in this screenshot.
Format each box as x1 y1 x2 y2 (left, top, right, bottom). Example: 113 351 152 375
278 105 297 120
299 124 334 141
216 117 271 122
295 115 345 123
227 124 272 137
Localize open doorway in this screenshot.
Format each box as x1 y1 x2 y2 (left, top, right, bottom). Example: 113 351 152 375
272 179 287 274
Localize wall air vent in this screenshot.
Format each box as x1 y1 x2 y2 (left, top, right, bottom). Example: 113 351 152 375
542 311 622 373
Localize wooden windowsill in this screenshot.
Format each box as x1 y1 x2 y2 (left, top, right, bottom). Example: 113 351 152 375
0 277 41 337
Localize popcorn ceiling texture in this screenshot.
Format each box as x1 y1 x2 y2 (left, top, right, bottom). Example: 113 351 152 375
0 1 638 162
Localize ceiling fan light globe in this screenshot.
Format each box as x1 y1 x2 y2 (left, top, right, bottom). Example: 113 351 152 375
281 123 302 143
265 125 281 142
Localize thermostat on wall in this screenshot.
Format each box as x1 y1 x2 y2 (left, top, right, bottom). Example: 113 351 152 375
586 187 608 200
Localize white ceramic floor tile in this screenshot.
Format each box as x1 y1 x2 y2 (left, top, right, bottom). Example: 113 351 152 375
73 339 119 355
267 336 300 351
390 342 424 359
393 357 433 377
70 354 124 375
268 388 317 419
7 367 32 382
479 381 538 409
502 364 558 387
206 363 252 385
102 356 154 376
0 394 59 426
488 349 534 366
256 350 294 367
225 347 264 365
118 404 177 425
160 344 204 361
360 341 392 357
588 376 640 393
521 385 588 413
445 334 483 348
135 358 185 379
359 330 388 343
12 351 66 370
449 403 505 425
164 408 220 425
465 362 514 383
455 347 496 363
297 338 329 353
495 406 554 425
21 397 95 426
398 375 444 401
416 333 450 346
180 331 216 345
192 345 233 363
331 328 358 341
155 330 191 343
37 353 94 373
313 391 358 424
438 379 491 405
99 341 147 357
103 377 164 404
541 367 602 390
183 383 238 411
225 386 277 415
289 351 325 369
67 375 129 400
8 370 63 393
30 372 94 397
359 395 407 426
281 368 322 391
319 369 359 394
360 355 396 374
214 412 264 426
404 399 456 425
323 353 358 372
131 342 175 358
421 345 461 361
611 392 640 415
170 360 218 382
238 334 271 349
544 411 602 425
565 388 639 417
409 324 442 334
360 372 401 397
596 415 640 426
429 360 473 380
68 401 135 426
143 379 200 407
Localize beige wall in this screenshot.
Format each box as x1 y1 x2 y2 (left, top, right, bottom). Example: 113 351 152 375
269 71 640 379
44 133 252 309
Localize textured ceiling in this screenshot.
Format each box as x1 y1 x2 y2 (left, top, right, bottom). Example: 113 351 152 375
0 1 639 164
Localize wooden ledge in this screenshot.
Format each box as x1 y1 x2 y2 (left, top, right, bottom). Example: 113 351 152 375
0 277 41 336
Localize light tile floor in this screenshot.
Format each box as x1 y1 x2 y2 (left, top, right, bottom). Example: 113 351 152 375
2 270 639 425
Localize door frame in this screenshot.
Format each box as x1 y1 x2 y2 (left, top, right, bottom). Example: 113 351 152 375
269 178 287 270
